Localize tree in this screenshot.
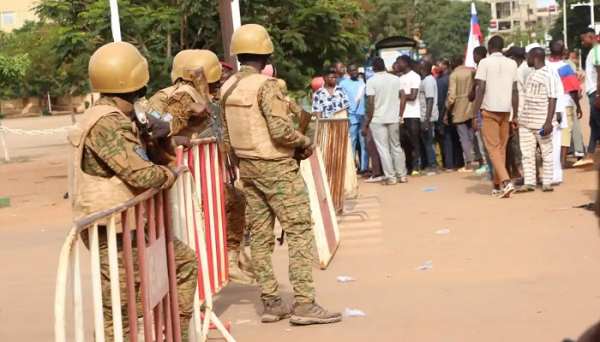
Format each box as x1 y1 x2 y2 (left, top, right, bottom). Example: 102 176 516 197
550 0 600 51
34 0 369 94
365 0 412 42
0 21 88 98
423 1 491 59
0 54 29 99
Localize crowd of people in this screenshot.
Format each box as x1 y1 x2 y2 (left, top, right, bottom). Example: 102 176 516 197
312 31 600 197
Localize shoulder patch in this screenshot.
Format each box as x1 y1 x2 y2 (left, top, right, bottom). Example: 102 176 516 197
133 146 149 161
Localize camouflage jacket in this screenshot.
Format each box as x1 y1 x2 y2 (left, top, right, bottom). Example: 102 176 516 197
221 65 310 178
82 97 170 190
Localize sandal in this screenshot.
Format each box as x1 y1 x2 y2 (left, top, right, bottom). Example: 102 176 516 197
515 185 535 193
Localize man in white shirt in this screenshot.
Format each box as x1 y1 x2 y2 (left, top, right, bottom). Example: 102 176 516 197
516 47 558 193
576 27 600 168
472 35 519 198
362 57 407 185
397 55 422 176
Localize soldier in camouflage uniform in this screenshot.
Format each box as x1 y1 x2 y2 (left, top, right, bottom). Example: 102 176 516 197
221 24 342 325
146 49 255 284
69 42 198 341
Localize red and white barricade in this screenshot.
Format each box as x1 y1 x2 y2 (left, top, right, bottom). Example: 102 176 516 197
173 138 233 341
55 167 206 342
300 147 341 269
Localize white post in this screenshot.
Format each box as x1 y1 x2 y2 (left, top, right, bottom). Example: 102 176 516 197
231 0 242 70
0 120 9 162
47 91 52 114
564 0 568 47
109 0 122 42
591 0 595 29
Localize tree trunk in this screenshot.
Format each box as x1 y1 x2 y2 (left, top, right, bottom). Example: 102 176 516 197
166 30 172 59
180 11 184 49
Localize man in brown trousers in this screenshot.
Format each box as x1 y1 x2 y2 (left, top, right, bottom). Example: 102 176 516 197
472 35 519 198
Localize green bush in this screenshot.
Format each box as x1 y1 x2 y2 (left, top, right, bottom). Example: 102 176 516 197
42 108 52 116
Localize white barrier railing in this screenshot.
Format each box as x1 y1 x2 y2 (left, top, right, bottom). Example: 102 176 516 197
55 166 235 341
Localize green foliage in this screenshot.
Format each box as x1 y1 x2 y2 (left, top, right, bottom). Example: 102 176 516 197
504 23 546 47
0 53 29 98
550 0 600 51
423 1 491 59
362 0 491 59
365 0 412 42
33 0 368 96
0 21 88 98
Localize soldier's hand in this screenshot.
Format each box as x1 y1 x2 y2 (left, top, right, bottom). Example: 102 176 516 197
173 136 191 148
189 102 208 117
147 116 171 139
161 166 177 189
293 146 314 160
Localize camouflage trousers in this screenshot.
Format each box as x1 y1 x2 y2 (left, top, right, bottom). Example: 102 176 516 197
224 182 247 251
84 228 198 342
241 169 315 303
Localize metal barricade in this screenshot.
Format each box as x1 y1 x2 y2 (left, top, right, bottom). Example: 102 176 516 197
55 167 200 342
299 147 340 269
315 117 350 213
331 109 359 199
175 138 234 341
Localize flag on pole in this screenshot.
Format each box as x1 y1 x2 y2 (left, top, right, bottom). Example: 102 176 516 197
464 2 482 68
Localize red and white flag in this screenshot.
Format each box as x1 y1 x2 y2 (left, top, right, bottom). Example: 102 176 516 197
464 3 482 68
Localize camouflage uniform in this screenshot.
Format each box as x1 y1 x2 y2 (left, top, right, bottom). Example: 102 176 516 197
222 66 314 303
164 80 208 138
224 182 246 251
81 97 198 341
287 100 302 118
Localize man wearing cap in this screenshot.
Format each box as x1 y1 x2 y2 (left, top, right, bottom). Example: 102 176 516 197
221 23 342 325
312 66 351 118
221 61 235 84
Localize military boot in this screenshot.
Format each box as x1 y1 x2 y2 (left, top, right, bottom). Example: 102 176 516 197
261 298 292 323
289 301 342 325
228 250 254 285
238 246 255 278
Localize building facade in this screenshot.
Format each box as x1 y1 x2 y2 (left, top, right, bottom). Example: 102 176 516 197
0 0 38 32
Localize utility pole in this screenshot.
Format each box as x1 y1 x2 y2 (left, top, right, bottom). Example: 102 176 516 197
218 0 242 71
571 0 595 30
563 0 568 47
405 0 411 36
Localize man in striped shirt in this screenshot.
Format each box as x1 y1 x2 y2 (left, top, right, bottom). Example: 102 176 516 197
517 47 558 193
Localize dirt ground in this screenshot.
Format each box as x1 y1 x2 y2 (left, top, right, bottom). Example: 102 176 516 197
1 109 600 342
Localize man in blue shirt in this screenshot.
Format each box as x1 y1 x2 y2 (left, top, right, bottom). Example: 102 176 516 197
340 63 369 172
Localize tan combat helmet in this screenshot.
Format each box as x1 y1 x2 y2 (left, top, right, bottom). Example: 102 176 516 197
181 50 222 84
89 42 149 93
171 50 195 84
230 24 274 56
